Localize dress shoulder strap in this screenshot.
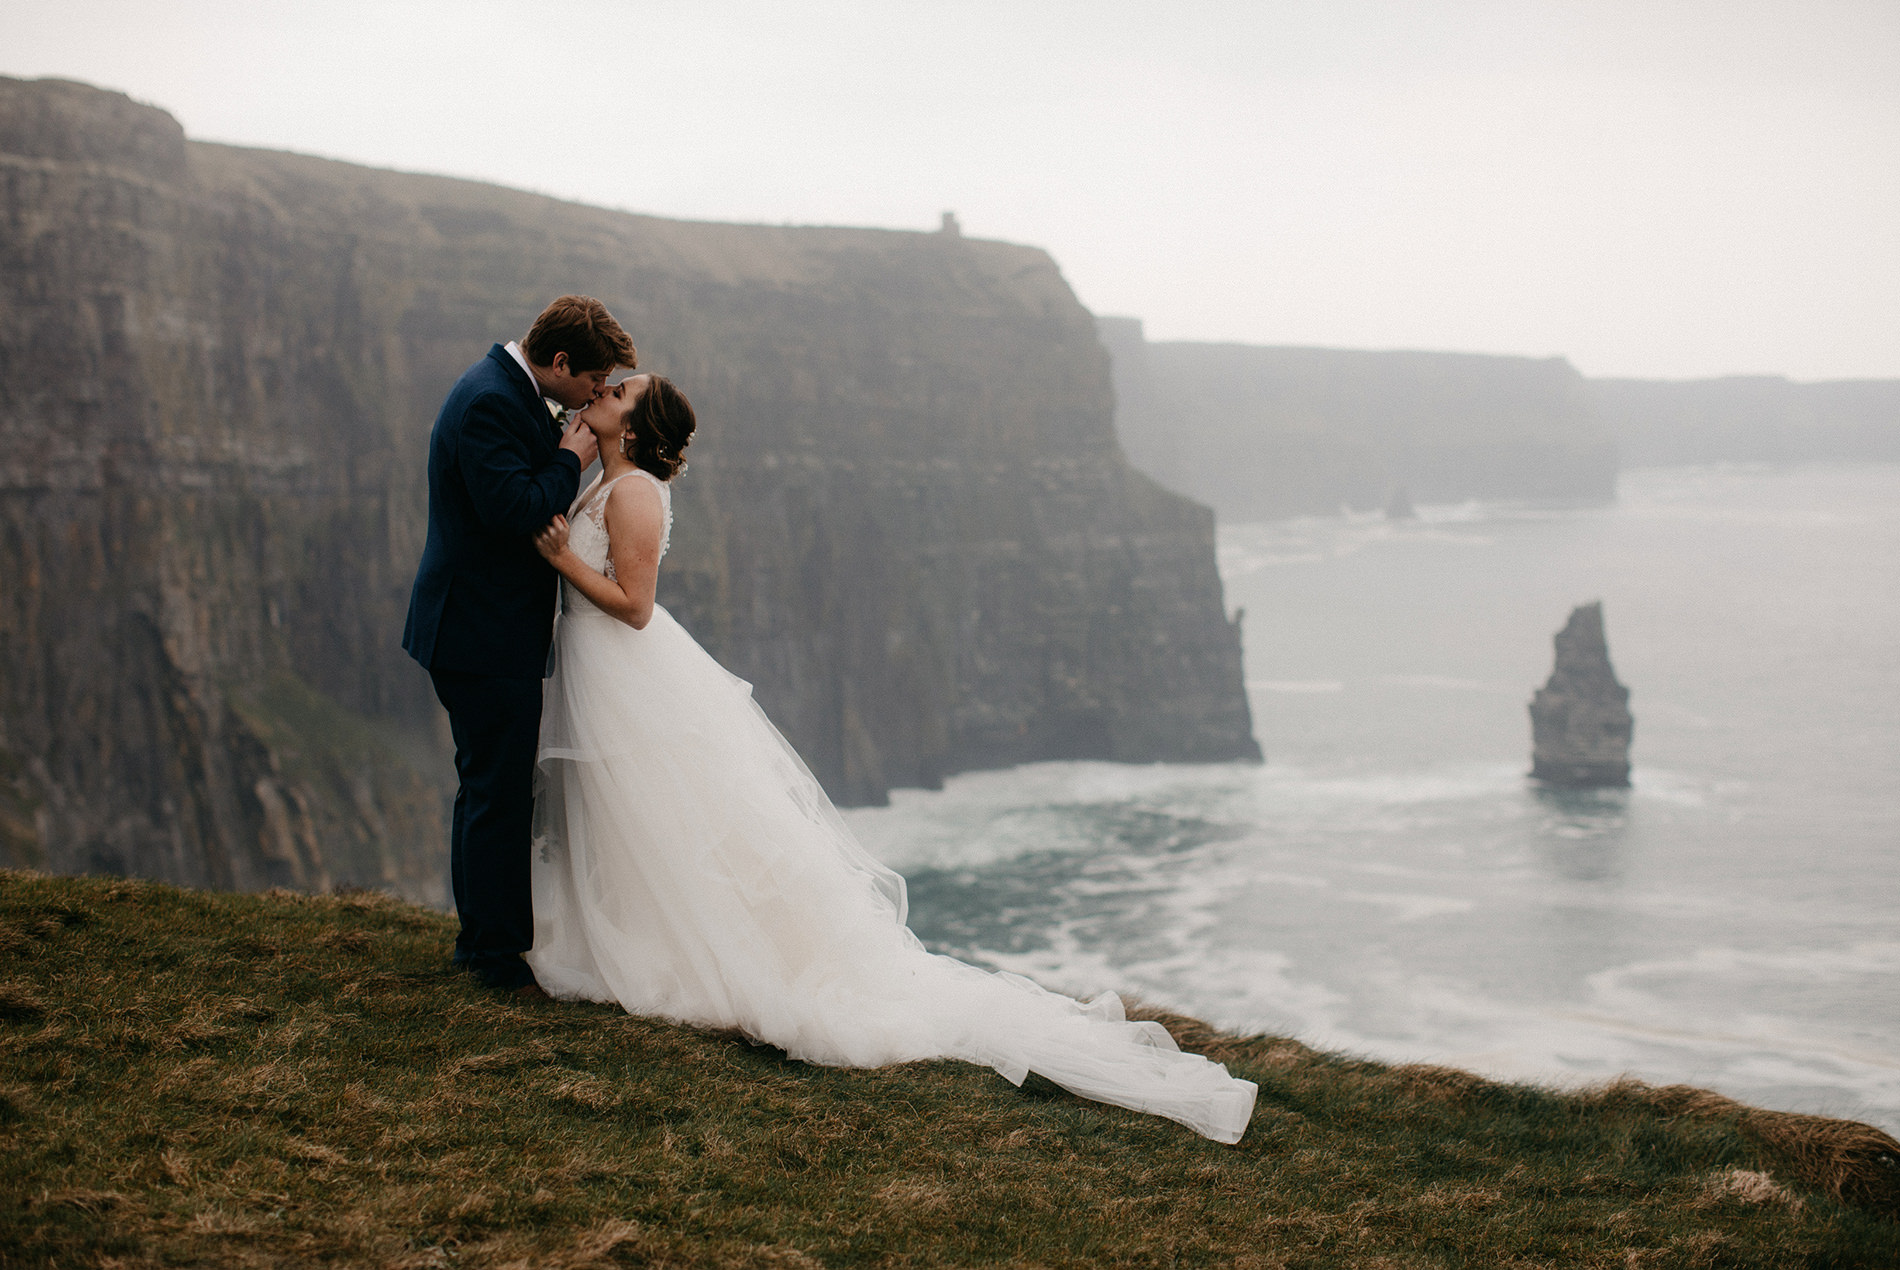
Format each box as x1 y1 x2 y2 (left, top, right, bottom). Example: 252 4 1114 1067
579 467 671 531
599 471 642 499
567 472 604 518
628 467 673 561
593 469 668 508
578 471 639 523
623 468 672 518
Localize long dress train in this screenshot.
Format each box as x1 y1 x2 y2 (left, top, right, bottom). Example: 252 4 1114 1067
526 469 1257 1144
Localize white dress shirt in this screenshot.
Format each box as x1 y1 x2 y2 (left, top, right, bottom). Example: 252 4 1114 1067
504 340 562 418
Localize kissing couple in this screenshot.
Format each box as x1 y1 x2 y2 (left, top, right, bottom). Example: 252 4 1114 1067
401 296 1255 1143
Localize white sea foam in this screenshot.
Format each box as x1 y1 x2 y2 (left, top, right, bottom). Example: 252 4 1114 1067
1248 679 1345 693
1347 860 1442 880
1407 529 1497 547
1243 761 1523 809
1337 890 1477 922
1379 673 1521 694
1588 942 1900 1001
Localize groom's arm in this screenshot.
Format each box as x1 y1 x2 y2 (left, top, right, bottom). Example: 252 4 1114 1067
456 392 583 537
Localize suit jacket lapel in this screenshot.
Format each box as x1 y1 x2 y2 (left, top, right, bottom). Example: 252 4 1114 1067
488 343 560 449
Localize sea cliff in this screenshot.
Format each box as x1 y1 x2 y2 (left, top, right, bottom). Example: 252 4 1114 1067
1591 375 1900 467
1100 320 1900 520
1100 317 1617 522
0 77 1257 897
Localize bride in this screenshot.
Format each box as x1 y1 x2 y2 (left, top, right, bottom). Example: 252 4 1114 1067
526 374 1256 1144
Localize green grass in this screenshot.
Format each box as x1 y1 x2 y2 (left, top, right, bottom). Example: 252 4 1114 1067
1 870 1895 1268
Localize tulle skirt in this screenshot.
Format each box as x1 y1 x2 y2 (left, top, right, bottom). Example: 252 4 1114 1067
527 604 1256 1144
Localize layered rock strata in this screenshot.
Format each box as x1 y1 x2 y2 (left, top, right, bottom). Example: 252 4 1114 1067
1529 603 1633 788
0 77 1258 895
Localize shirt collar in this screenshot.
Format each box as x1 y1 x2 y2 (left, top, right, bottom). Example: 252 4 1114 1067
503 340 557 410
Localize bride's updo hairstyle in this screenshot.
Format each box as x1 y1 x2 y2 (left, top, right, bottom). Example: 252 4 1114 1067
619 375 696 480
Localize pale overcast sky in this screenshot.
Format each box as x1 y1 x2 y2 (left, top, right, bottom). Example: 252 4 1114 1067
6 0 1897 380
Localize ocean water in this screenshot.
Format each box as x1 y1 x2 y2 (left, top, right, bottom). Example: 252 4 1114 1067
842 464 1900 1135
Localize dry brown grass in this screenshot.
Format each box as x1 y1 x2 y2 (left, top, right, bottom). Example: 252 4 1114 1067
1580 1078 1900 1218
2 870 1897 1268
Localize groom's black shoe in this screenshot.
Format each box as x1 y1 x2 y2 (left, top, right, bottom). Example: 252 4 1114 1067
455 953 540 994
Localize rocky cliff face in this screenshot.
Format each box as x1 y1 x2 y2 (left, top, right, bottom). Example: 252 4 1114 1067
1528 603 1632 788
0 78 1257 895
1099 318 1618 521
1590 376 1900 467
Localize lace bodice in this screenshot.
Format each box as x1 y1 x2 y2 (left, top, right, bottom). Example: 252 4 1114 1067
564 468 671 615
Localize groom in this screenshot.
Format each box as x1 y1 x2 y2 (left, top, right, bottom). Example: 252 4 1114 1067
403 295 638 995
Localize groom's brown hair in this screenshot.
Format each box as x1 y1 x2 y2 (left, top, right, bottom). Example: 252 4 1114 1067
523 295 638 374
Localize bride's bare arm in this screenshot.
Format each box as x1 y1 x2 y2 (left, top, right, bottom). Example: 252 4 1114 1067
532 479 666 629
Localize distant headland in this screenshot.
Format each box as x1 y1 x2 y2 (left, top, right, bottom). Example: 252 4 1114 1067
1101 317 1900 523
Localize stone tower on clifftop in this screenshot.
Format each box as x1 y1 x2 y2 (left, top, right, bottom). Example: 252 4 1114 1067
1529 602 1633 787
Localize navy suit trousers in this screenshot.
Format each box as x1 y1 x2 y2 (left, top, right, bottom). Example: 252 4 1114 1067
430 669 545 990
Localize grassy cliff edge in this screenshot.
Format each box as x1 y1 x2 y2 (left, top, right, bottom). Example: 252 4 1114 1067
1 871 1895 1268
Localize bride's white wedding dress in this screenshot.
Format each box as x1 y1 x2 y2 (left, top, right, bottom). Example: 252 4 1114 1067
526 468 1256 1144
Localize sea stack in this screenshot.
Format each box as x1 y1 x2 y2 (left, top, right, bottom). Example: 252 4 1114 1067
1529 603 1633 787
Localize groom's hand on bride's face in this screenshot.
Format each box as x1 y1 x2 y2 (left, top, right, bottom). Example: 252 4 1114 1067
559 416 599 468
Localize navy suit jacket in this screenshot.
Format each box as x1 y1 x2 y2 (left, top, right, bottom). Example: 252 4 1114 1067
403 345 584 678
